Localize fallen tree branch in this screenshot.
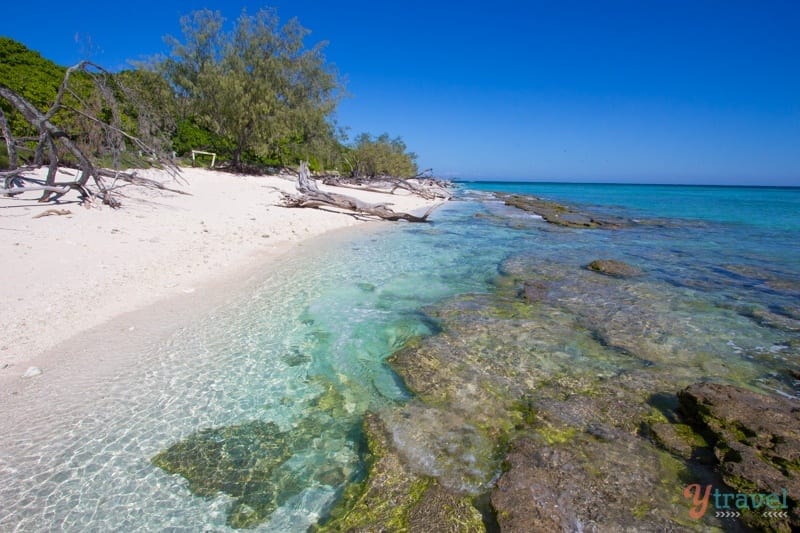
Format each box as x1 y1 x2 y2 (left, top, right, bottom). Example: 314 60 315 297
33 208 72 219
95 168 191 196
2 184 72 196
321 174 452 201
281 162 436 222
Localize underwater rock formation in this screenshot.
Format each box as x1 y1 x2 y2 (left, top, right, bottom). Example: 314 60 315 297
152 420 298 528
152 378 361 528
318 412 484 532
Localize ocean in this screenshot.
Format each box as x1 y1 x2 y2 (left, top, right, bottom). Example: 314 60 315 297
1 182 798 530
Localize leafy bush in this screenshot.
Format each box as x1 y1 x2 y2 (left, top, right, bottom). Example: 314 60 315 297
348 133 418 178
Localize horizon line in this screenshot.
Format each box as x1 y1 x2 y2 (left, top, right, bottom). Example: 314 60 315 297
451 178 800 189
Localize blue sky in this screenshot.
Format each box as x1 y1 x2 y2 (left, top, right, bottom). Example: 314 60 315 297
2 1 799 185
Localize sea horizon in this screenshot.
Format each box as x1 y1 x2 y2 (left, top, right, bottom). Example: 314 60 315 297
455 177 800 189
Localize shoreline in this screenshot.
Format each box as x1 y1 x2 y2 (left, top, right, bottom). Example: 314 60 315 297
0 221 415 532
0 221 391 418
0 167 443 391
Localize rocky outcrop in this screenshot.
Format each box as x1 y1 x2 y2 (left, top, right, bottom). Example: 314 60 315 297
318 412 485 532
586 259 643 278
678 382 800 531
498 193 631 229
492 433 690 532
386 286 714 530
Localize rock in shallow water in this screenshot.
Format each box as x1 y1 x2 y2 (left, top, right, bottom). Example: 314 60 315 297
152 420 297 528
677 382 800 531
492 433 692 532
318 412 485 532
586 258 643 278
497 193 631 229
152 377 361 528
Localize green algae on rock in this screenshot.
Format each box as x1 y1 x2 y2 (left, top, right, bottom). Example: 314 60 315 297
151 420 296 528
380 250 789 530
586 258 644 278
497 192 632 229
152 376 362 529
677 382 800 531
491 434 697 532
317 412 485 532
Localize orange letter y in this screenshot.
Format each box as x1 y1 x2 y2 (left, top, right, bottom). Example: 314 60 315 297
683 484 712 519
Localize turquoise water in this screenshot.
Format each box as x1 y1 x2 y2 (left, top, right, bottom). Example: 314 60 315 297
1 183 798 530
467 181 800 316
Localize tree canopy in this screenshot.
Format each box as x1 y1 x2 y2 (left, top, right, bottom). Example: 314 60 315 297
1 11 424 179
0 37 64 118
347 133 419 178
0 37 174 169
159 8 343 169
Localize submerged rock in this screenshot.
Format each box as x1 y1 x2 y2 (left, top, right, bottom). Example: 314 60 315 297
586 258 643 278
500 256 778 387
646 421 710 462
152 420 297 528
678 382 800 531
740 305 800 332
318 412 485 532
721 264 800 296
152 376 361 528
521 280 549 302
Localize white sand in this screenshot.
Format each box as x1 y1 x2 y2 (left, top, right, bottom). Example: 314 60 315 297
0 167 441 379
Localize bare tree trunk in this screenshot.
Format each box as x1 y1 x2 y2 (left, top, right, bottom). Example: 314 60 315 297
41 137 59 202
0 84 95 173
321 175 451 200
33 131 46 166
0 109 17 170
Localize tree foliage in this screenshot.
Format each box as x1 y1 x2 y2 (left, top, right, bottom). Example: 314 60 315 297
0 59 179 206
159 8 343 169
0 37 64 128
348 133 418 178
114 69 178 155
2 22 425 179
0 38 175 168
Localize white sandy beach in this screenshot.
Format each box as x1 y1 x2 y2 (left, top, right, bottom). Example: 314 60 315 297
0 167 441 385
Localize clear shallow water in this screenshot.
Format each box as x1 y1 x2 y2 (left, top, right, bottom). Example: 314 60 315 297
1 183 799 530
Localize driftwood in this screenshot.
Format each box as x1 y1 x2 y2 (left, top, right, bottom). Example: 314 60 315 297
33 208 72 219
321 174 452 201
0 61 182 207
281 162 438 222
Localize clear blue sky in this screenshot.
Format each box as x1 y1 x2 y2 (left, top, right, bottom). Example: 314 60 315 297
2 1 799 185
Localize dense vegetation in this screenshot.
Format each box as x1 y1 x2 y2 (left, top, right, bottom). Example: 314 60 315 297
347 133 419 179
0 8 419 177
